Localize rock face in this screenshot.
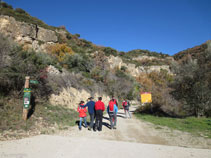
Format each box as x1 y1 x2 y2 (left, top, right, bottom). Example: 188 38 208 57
46 65 111 109
49 87 110 110
0 15 58 52
37 27 58 42
107 56 172 77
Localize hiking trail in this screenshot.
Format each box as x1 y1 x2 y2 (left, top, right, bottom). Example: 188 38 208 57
0 106 211 158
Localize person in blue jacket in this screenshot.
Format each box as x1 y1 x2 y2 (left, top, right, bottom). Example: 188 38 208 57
107 99 118 129
85 97 95 131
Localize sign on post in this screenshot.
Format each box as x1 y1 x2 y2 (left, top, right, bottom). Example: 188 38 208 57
141 92 152 103
30 80 39 84
23 88 31 109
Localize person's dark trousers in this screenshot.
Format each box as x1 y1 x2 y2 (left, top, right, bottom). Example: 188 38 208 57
95 110 103 131
89 113 95 129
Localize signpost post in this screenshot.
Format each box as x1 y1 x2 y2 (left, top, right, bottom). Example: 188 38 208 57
23 76 30 120
22 77 39 120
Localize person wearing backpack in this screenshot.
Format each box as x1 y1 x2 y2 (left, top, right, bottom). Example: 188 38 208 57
85 97 95 131
94 97 105 131
107 99 118 129
122 99 131 118
77 101 88 130
112 95 118 107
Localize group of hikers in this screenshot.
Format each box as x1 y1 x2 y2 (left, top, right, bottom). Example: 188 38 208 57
77 96 131 131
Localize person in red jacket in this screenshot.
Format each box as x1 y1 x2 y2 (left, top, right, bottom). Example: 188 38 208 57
94 97 105 131
77 101 87 130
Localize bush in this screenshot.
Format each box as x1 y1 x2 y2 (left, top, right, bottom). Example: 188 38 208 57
103 47 118 56
0 35 58 98
15 8 28 15
171 45 211 117
0 2 13 9
47 43 74 62
63 54 93 73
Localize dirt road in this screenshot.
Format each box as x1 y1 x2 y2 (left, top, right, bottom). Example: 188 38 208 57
0 106 211 158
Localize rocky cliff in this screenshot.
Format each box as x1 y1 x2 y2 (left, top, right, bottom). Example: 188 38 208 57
0 15 58 52
107 55 172 77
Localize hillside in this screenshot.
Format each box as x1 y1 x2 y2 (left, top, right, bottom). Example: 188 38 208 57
0 2 211 140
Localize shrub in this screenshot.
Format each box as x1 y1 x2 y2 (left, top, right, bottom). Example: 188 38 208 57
15 8 28 15
103 47 118 56
171 44 211 117
0 2 13 9
74 34 80 38
47 43 74 62
63 54 93 73
120 66 127 72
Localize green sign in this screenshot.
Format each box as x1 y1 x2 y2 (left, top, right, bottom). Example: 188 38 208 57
23 88 31 108
30 80 39 84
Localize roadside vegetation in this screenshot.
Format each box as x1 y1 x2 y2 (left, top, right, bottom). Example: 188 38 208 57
0 97 78 140
135 114 211 138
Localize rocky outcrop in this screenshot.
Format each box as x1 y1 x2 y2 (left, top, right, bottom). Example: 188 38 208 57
46 65 111 109
37 27 58 42
49 87 110 109
0 15 58 52
107 56 172 77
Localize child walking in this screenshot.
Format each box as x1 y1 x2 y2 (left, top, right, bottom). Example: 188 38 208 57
77 101 87 130
122 99 131 119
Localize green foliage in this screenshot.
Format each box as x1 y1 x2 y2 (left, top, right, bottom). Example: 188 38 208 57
0 34 61 97
127 49 169 58
15 8 28 14
74 33 80 38
103 47 118 56
120 66 127 72
0 2 13 9
115 69 128 79
66 33 72 40
171 43 211 117
79 39 93 48
63 54 93 73
135 114 211 138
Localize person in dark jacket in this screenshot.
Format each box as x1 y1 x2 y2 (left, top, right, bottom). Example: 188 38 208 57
85 97 95 131
94 97 105 131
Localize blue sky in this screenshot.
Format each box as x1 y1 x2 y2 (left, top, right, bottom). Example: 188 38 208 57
3 0 211 55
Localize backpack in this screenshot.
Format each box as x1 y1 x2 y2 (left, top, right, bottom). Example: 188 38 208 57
113 99 118 107
109 101 115 112
123 101 129 110
123 101 128 107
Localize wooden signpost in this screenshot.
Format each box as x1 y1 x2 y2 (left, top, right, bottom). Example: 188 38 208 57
23 76 30 120
22 77 38 120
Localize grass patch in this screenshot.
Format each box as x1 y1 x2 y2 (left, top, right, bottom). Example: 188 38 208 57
0 97 78 137
135 114 211 138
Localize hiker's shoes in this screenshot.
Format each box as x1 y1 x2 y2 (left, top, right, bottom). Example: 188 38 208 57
88 127 92 131
79 127 82 131
113 126 117 129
